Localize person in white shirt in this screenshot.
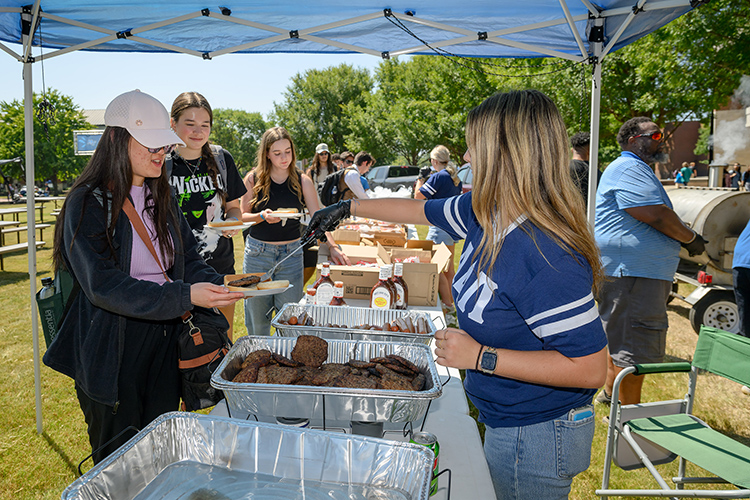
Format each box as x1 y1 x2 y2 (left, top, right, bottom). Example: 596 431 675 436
342 151 374 200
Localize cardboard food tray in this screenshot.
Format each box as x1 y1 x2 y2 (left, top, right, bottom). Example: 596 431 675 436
61 412 433 500
271 304 437 345
211 336 442 423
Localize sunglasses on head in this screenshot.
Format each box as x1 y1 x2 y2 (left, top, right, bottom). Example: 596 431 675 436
145 144 177 154
632 131 663 141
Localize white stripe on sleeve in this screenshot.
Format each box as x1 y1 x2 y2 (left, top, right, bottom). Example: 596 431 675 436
525 292 594 326
443 196 467 238
531 304 601 339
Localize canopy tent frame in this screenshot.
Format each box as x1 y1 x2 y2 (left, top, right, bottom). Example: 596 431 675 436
0 0 700 434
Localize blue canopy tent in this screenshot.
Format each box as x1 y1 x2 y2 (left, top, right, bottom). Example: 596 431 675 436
0 0 701 433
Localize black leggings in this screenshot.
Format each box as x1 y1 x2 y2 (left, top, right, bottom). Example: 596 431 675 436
76 317 181 464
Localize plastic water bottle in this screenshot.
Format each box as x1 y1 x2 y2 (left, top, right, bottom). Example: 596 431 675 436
39 277 55 299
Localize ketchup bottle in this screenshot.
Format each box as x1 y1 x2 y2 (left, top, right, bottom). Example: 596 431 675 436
330 281 347 306
391 262 409 310
370 265 395 310
313 262 335 306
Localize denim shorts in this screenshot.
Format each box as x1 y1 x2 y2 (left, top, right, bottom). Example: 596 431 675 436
242 235 304 336
427 225 456 246
597 276 670 367
483 405 595 500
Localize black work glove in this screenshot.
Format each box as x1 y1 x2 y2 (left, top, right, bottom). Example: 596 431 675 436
302 200 351 242
419 166 432 180
682 232 708 257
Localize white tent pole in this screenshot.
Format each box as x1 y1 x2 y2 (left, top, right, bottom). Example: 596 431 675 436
587 18 604 226
22 39 42 436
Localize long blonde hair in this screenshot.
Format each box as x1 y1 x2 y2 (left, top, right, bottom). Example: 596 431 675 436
430 145 460 186
251 127 303 209
466 90 603 292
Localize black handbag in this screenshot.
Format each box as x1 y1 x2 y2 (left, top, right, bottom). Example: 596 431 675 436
122 199 232 411
177 306 231 411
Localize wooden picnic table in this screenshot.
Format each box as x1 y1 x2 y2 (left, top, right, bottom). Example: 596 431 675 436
0 204 47 223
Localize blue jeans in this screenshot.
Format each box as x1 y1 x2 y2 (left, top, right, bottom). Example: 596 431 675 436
243 236 304 336
483 406 595 500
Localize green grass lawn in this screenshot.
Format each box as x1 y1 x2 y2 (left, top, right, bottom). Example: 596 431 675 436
1 203 749 499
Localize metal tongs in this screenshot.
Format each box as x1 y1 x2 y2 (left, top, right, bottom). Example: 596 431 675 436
258 230 324 282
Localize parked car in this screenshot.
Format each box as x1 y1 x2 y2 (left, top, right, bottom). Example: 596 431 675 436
365 165 420 192
457 163 473 193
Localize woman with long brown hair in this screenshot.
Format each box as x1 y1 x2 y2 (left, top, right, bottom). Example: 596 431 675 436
168 91 246 337
240 127 348 335
304 90 607 499
44 90 243 464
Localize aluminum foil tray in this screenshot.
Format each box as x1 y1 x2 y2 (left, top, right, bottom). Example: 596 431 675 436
62 412 433 500
211 336 442 422
271 304 438 345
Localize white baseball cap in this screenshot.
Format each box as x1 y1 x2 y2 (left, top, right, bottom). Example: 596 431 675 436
104 90 185 149
315 143 329 154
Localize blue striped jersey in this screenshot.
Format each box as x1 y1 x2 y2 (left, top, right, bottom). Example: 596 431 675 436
425 192 607 427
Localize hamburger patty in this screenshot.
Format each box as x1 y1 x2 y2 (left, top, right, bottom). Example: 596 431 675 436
227 275 261 287
291 335 328 368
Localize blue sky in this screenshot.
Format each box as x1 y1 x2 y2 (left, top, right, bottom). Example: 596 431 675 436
0 48 383 118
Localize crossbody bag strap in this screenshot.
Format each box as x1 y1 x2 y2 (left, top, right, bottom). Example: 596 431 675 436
121 198 192 322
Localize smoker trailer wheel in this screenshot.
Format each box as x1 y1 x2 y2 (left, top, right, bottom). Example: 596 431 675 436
689 291 740 334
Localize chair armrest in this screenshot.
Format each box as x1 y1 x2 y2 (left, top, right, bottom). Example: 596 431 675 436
633 362 692 375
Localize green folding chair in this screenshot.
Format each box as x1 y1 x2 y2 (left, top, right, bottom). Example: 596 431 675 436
597 326 750 499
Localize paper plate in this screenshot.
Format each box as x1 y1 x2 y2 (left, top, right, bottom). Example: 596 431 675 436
268 212 304 219
206 221 254 232
224 273 293 298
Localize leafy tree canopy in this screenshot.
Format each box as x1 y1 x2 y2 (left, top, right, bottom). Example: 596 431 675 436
272 64 373 159
0 88 91 184
210 108 268 174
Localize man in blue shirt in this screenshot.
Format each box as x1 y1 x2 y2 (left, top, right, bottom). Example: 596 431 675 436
595 117 707 405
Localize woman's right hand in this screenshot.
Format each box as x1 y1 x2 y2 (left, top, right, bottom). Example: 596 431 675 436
190 283 244 308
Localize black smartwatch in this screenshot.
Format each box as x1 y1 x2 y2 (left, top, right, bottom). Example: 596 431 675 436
479 347 497 375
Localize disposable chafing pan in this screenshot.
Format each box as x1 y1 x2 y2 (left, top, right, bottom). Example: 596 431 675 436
271 304 438 345
61 412 433 500
210 336 442 422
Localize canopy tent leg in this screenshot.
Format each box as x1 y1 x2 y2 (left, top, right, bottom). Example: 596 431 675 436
586 17 604 227
21 5 42 434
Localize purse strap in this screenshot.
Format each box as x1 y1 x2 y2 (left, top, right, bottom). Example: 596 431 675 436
121 198 192 322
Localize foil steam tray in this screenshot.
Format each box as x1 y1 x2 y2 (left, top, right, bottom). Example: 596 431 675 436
61 412 433 500
211 336 442 423
271 304 438 345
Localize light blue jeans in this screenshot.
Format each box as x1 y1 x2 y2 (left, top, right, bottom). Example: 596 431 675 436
243 235 304 336
483 405 595 500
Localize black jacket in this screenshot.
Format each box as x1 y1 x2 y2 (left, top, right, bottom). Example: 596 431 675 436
43 187 223 406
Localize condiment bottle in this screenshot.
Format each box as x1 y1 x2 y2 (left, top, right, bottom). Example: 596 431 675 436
391 262 409 310
330 281 347 306
370 265 395 309
305 286 317 305
313 262 335 306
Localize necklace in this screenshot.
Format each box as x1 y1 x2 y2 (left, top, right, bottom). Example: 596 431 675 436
176 152 203 177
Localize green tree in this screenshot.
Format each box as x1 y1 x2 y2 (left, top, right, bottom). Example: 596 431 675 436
272 64 373 158
0 89 91 188
210 108 268 174
347 56 496 166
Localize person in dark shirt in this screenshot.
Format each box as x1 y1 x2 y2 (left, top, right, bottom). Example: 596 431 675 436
569 131 600 207
169 92 247 338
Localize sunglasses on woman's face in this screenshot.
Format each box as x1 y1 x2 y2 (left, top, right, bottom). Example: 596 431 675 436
345 159 354 165
319 151 329 155
632 131 663 142
145 144 177 154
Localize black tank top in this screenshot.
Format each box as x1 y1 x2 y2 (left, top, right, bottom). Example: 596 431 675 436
249 177 305 242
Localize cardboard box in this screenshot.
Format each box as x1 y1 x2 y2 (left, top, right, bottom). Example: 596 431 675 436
390 241 452 307
318 241 452 306
317 243 388 301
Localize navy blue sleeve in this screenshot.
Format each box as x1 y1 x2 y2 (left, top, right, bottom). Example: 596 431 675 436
424 192 472 241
